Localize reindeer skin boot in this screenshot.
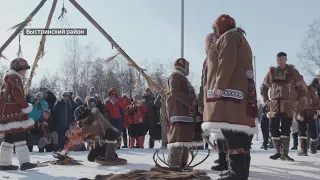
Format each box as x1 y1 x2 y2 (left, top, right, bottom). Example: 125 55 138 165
297 137 308 156
280 136 294 161
269 138 281 160
0 142 19 170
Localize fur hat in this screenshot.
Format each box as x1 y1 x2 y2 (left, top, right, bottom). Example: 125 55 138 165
10 58 30 72
213 14 236 36
173 58 189 75
74 105 91 121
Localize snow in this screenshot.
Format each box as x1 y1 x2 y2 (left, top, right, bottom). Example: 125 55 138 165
1 133 320 180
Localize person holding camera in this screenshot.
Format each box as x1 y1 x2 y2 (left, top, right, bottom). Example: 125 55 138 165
127 94 148 148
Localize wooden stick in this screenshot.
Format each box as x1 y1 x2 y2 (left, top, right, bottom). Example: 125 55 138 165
68 0 162 92
0 0 48 57
202 133 216 151
24 0 58 94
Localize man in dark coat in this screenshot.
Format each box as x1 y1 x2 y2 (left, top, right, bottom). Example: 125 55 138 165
43 88 57 112
260 105 270 150
143 88 161 148
51 92 77 149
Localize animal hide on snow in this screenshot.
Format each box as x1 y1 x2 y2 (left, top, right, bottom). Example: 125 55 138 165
79 167 211 180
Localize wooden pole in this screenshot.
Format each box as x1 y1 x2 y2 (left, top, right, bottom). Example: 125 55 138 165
253 55 259 141
68 0 162 92
25 0 58 94
0 0 48 57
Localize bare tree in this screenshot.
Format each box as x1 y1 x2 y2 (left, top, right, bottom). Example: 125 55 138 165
0 65 8 87
61 37 83 94
39 72 61 96
77 43 96 98
60 37 97 97
298 17 320 77
90 58 110 100
150 63 168 89
115 58 136 98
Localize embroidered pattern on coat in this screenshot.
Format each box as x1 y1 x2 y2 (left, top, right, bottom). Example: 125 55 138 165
247 70 258 118
170 116 194 123
228 148 245 154
207 89 244 100
186 79 195 117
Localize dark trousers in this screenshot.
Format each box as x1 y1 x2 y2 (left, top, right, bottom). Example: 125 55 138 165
270 117 293 137
298 120 317 139
122 127 128 137
57 127 68 149
87 144 106 162
4 132 26 144
110 118 124 133
129 124 145 138
262 129 270 146
261 119 270 146
216 139 227 152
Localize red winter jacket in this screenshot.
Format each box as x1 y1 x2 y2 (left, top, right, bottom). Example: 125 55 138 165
128 103 148 125
121 98 132 128
104 88 126 119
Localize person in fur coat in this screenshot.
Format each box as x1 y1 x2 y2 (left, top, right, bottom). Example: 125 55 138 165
0 58 38 170
75 105 127 165
202 14 257 179
296 81 319 155
260 52 308 162
165 58 197 168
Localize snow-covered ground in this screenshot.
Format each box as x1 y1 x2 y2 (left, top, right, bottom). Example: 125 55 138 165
1 133 320 180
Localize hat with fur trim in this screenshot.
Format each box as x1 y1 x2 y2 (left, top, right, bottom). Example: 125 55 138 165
213 14 236 36
10 58 30 72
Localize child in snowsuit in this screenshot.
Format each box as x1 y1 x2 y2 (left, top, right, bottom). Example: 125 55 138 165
127 94 148 148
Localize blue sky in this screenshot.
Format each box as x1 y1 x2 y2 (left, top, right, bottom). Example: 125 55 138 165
1 0 320 95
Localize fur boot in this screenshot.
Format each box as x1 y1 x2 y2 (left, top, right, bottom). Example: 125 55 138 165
269 138 281 160
280 136 294 161
0 142 19 170
297 137 308 156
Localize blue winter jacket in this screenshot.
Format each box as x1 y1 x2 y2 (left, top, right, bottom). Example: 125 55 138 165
29 99 49 123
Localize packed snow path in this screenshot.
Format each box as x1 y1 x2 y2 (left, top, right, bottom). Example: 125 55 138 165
1 134 320 180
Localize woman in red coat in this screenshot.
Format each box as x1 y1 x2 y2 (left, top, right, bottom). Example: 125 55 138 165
121 93 132 148
127 94 148 148
0 58 38 171
104 88 127 149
